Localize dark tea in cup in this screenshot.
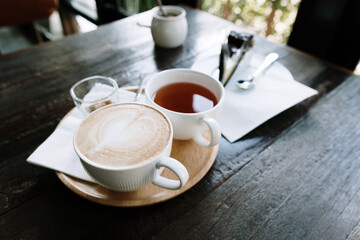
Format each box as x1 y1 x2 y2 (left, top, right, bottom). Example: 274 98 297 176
145 69 225 147
153 82 218 113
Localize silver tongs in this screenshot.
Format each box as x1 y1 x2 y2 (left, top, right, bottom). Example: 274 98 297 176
219 31 254 86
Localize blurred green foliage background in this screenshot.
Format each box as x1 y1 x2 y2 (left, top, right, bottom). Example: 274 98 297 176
201 0 301 44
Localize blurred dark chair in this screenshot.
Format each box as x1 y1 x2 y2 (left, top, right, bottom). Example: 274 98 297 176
58 0 153 35
288 0 360 71
0 0 58 53
0 0 58 27
58 0 122 32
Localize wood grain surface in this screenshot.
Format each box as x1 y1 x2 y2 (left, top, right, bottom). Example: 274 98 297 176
1 6 359 240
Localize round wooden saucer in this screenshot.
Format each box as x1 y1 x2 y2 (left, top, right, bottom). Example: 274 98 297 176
55 87 219 207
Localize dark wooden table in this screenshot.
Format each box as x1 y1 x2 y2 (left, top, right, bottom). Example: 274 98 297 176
1 6 360 240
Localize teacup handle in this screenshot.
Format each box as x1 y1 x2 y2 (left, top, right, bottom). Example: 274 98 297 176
193 117 221 147
152 157 189 190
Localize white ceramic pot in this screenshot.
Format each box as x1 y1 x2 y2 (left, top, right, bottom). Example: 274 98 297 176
151 6 188 48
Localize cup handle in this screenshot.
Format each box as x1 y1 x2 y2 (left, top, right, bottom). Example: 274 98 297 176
193 117 221 147
152 157 189 190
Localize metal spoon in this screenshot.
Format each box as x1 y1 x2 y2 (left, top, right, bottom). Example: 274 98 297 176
134 73 144 102
237 52 279 90
156 0 167 17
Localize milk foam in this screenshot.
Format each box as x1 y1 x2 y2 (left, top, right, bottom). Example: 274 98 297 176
75 104 171 167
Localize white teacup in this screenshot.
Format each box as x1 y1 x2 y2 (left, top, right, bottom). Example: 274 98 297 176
151 6 188 48
73 103 189 192
145 69 225 147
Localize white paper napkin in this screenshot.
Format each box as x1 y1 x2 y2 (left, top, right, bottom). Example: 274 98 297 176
27 89 144 182
191 53 318 142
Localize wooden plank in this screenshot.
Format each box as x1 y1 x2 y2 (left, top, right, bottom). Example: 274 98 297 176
0 7 346 215
153 75 360 239
323 189 360 240
348 220 360 240
0 7 358 239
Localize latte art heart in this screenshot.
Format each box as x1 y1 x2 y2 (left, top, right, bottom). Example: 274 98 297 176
95 113 161 152
75 104 171 167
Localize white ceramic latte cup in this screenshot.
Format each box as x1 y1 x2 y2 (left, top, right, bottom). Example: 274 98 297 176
145 69 225 147
151 6 188 48
73 103 189 192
